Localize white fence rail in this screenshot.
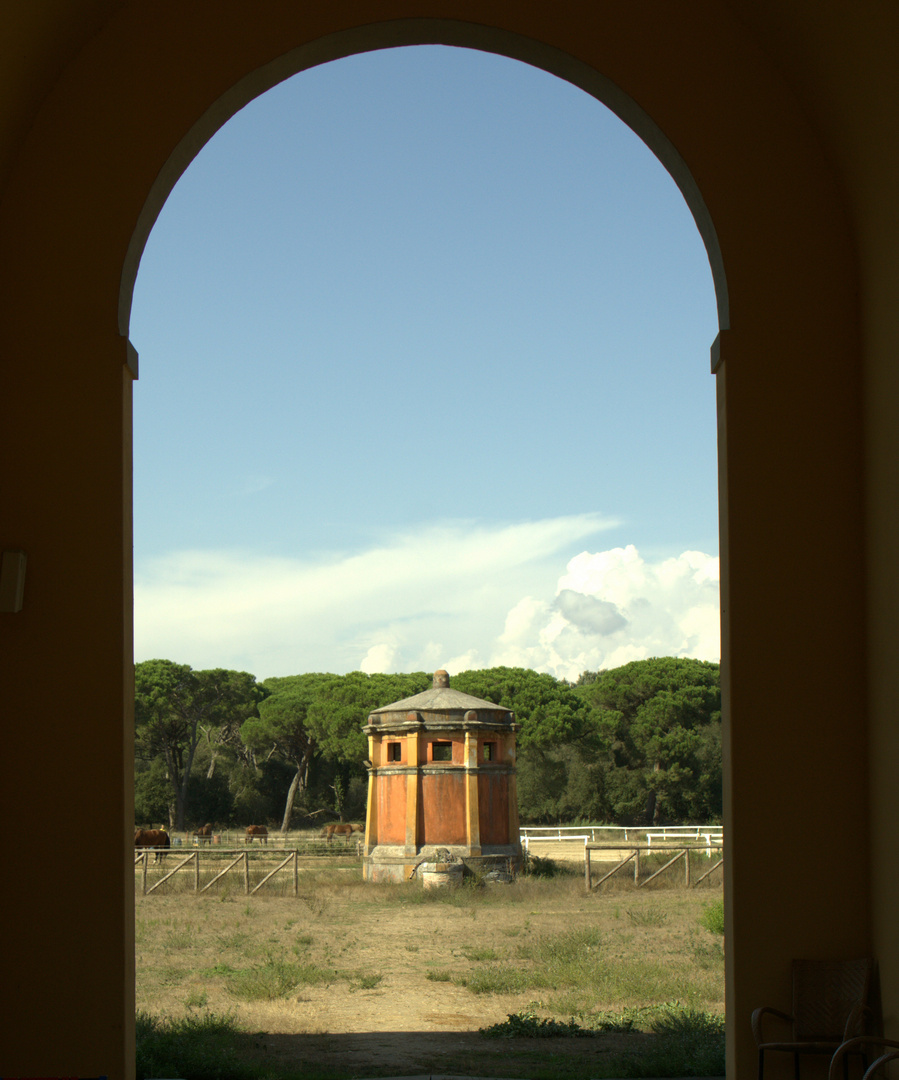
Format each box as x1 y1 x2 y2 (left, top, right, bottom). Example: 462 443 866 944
520 824 723 848
522 833 590 852
645 829 723 856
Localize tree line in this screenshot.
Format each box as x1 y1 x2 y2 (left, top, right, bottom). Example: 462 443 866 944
135 656 721 833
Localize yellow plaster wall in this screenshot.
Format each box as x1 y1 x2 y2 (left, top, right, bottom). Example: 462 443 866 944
0 4 893 1077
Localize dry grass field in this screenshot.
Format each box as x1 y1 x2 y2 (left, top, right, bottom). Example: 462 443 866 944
135 853 724 1079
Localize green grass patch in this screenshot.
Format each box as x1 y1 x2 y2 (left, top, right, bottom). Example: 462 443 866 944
457 965 548 994
217 956 336 1001
348 971 383 990
481 1012 596 1038
136 1010 251 1080
627 905 668 926
700 898 725 935
461 945 502 961
522 853 563 877
479 1002 725 1077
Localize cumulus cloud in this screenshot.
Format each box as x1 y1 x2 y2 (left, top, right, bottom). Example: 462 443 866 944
134 522 718 682
554 590 628 636
490 544 719 680
134 512 616 678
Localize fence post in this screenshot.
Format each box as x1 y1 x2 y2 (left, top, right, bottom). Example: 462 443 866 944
584 847 591 891
634 848 640 883
685 848 691 887
142 851 148 895
195 850 200 892
243 851 249 894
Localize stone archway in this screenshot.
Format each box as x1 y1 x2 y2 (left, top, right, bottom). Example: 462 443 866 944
0 8 867 1079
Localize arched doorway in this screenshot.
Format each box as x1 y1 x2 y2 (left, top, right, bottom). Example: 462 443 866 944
128 42 724 1063
0 10 868 1079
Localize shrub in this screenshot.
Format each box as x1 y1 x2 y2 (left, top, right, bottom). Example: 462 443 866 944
222 956 334 1001
700 898 725 935
627 905 668 927
522 851 561 877
135 1011 251 1080
480 1012 594 1038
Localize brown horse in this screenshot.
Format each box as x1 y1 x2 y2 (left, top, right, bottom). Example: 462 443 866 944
245 824 268 845
320 822 364 843
135 828 169 862
194 823 213 844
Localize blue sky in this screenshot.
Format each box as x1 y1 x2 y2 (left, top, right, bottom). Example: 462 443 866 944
130 45 720 681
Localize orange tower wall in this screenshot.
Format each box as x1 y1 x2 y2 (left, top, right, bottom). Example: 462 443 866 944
376 773 407 845
420 772 467 845
478 773 510 845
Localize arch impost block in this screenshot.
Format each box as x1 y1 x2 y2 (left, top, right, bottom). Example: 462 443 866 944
125 339 139 379
710 328 731 375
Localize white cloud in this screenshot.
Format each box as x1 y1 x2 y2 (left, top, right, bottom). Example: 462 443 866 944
134 512 617 678
134 523 718 682
360 642 398 674
489 544 720 680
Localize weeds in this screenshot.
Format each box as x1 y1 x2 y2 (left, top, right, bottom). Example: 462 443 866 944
481 1012 595 1038
651 1003 725 1036
220 956 335 1001
164 927 196 949
135 1010 250 1080
701 898 725 935
457 966 547 995
522 852 563 877
461 945 501 961
348 971 383 990
477 1003 726 1077
627 905 668 926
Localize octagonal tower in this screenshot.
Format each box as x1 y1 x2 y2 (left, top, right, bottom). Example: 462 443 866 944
362 670 522 882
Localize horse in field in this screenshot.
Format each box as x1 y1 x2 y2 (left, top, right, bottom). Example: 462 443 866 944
321 822 364 843
245 824 268 844
194 823 213 844
135 828 169 862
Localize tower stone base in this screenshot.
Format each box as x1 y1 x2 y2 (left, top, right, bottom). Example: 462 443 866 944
363 843 523 883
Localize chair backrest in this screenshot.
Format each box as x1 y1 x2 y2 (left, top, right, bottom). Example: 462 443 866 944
792 958 874 1041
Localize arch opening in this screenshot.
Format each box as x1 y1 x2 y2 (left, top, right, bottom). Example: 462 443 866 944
3 8 879 1080
128 36 724 1067
119 20 728 345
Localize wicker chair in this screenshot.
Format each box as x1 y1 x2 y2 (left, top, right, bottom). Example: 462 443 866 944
829 1038 899 1080
752 958 875 1080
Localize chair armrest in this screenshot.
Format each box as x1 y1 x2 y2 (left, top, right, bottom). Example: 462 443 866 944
843 1003 872 1039
864 1050 899 1080
752 1006 794 1045
829 1037 899 1080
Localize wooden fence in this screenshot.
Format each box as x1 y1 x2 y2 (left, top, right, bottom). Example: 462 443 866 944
134 848 305 896
583 843 723 891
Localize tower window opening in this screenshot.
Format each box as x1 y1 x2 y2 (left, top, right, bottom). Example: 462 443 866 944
431 741 453 762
